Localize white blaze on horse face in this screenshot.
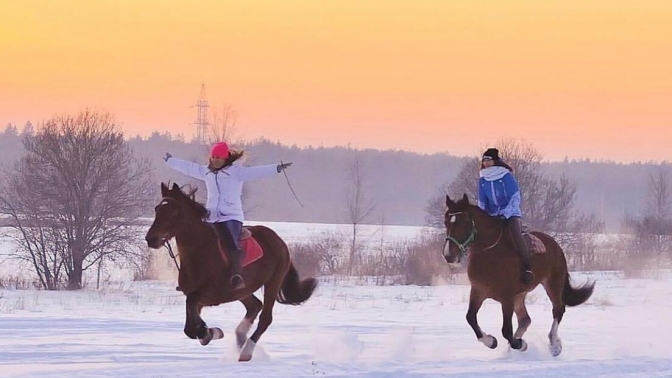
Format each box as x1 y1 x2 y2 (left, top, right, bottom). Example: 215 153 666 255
443 213 459 262
442 239 451 259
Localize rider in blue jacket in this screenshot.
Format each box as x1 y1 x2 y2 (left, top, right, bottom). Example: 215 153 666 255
477 148 533 284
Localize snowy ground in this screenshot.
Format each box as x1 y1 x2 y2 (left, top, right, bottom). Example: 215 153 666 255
1 270 672 377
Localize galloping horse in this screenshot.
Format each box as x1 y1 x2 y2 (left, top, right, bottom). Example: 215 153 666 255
145 183 317 361
442 194 595 356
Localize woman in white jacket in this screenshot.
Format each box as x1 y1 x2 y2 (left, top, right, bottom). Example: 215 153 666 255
163 141 292 290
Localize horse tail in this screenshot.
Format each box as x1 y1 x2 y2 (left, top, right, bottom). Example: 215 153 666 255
563 273 595 307
276 263 318 305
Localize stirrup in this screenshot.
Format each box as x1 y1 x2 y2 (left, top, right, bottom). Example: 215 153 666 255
521 270 534 285
231 274 245 290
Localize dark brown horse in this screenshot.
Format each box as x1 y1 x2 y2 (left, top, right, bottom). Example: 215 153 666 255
442 194 595 357
145 183 317 361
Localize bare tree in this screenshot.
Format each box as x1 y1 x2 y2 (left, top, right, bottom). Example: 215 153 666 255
646 166 671 221
208 103 238 146
345 153 376 275
0 110 154 289
621 165 672 267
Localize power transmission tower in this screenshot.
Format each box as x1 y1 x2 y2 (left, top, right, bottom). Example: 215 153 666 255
194 84 209 145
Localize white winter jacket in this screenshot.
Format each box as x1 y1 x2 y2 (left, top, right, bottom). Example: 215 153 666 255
166 157 279 223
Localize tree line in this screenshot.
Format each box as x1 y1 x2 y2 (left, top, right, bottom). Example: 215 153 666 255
1 110 670 289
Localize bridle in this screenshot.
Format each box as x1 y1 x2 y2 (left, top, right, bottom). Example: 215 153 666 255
445 211 477 257
153 196 182 271
444 210 504 258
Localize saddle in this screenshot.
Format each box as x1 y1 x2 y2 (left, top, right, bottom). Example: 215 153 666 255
523 232 546 254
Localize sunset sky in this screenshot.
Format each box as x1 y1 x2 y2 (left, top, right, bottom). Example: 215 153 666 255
1 0 671 163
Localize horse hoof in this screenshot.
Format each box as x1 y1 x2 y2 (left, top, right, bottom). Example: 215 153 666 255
238 353 252 362
199 327 224 346
238 339 256 361
518 339 528 352
199 332 212 346
479 335 498 349
198 327 224 346
550 342 562 357
511 338 527 351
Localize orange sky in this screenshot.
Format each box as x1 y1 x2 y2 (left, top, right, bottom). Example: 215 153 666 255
1 0 671 163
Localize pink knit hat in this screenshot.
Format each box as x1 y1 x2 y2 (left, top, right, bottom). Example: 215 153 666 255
210 142 230 159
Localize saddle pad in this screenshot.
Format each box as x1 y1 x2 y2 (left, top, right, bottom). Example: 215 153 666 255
524 233 546 254
240 236 263 267
216 228 264 267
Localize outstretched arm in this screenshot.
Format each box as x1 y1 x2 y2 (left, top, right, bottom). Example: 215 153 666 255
165 154 208 180
233 164 281 181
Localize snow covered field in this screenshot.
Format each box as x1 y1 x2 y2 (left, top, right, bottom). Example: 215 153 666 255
2 271 672 377
1 223 671 377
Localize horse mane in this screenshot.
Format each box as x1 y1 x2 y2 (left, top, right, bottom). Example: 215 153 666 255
468 203 490 219
175 185 209 221
450 195 501 228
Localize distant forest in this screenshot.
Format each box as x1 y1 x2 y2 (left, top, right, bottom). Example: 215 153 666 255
0 123 668 232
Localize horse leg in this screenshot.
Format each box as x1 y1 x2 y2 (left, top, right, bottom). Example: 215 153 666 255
236 295 263 350
543 277 566 357
238 276 284 362
467 289 497 349
513 294 531 339
184 298 224 346
184 296 206 340
501 300 527 351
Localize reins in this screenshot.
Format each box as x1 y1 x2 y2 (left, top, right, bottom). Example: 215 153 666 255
280 160 305 208
165 241 180 271
156 196 182 271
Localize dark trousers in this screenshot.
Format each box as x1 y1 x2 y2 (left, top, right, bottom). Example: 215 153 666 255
507 217 532 271
213 220 245 276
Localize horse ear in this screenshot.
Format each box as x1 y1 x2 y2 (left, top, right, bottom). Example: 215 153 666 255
172 183 180 192
161 182 169 197
446 195 452 207
462 193 470 204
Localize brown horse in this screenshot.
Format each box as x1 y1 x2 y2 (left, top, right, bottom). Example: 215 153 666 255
145 183 317 361
442 194 595 357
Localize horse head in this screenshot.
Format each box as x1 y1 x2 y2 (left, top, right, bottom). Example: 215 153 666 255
442 193 506 264
145 182 208 249
442 193 476 264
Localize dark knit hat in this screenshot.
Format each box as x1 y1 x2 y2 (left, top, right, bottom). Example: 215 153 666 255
482 148 500 161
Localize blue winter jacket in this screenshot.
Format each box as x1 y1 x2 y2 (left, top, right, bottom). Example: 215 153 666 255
477 166 522 219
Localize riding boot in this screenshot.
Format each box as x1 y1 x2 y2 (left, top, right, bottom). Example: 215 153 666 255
508 217 534 285
229 248 246 290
